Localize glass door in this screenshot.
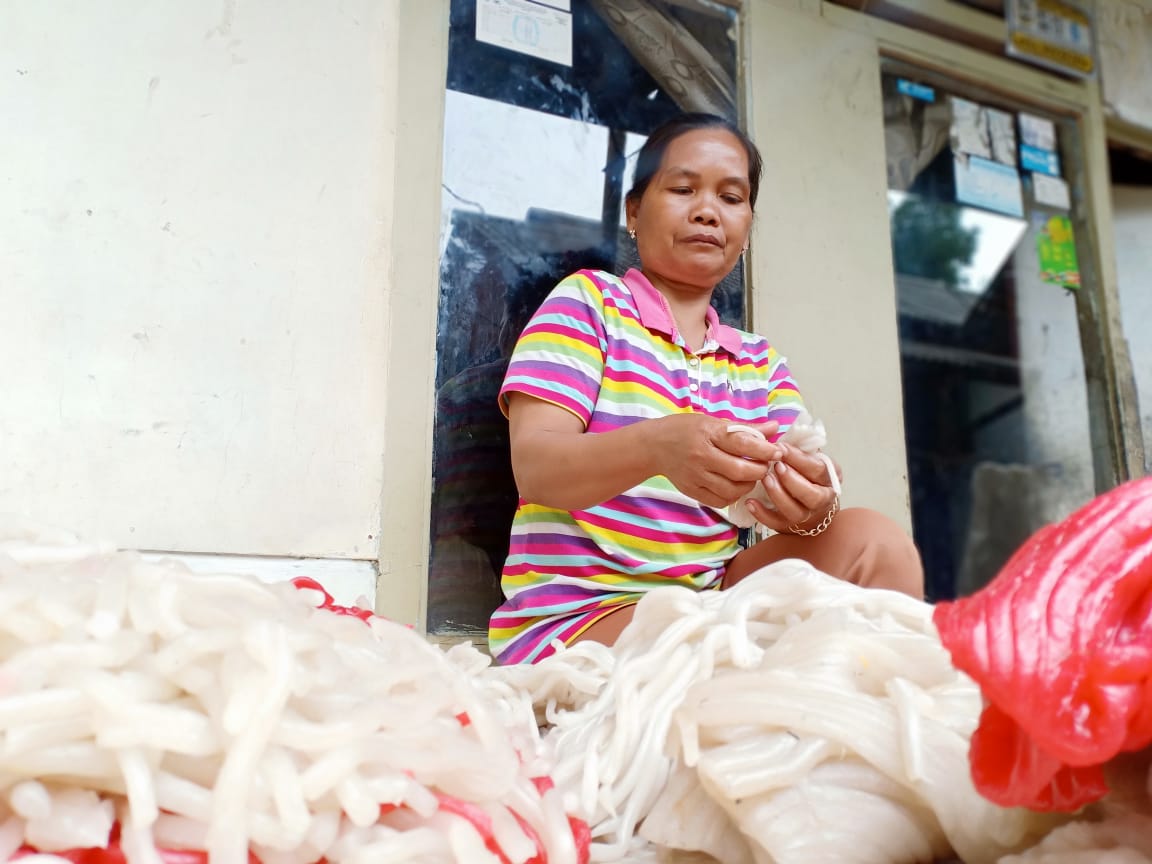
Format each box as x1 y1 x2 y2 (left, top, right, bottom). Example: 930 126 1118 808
881 62 1099 601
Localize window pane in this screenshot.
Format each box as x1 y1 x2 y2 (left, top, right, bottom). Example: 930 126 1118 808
1111 148 1152 473
881 66 1098 601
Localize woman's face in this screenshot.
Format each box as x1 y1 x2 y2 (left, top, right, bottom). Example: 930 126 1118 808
627 127 754 292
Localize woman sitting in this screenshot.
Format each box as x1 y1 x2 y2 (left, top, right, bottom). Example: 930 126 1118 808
489 113 924 665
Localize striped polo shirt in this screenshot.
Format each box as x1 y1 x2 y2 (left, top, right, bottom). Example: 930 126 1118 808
488 268 805 664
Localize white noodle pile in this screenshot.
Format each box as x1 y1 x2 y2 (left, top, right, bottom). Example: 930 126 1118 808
995 757 1152 863
0 526 582 864
4 521 1133 864
485 560 1058 864
997 814 1152 863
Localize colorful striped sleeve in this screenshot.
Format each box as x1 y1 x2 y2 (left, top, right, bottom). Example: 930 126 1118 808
763 346 806 435
499 271 608 427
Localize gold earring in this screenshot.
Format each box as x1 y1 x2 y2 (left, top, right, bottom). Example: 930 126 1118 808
628 227 636 240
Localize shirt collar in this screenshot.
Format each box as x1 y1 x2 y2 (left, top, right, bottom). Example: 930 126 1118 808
621 268 743 354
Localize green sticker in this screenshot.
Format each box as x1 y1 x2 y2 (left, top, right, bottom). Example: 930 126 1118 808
1037 215 1080 290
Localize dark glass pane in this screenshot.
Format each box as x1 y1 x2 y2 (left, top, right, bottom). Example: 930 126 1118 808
882 66 1096 602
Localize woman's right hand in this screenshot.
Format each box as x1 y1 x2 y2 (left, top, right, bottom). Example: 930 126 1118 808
653 415 782 508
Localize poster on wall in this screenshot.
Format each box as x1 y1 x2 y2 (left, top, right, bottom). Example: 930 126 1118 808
1036 214 1081 289
476 0 573 67
1006 0 1095 79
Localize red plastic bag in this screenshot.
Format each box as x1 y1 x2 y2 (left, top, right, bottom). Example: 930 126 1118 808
933 476 1152 811
14 798 590 864
11 825 259 864
291 577 375 622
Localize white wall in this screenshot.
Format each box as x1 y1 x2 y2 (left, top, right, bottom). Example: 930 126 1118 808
5 0 1126 621
1114 185 1152 470
1011 220 1096 522
0 1 399 560
1098 0 1152 131
746 2 912 530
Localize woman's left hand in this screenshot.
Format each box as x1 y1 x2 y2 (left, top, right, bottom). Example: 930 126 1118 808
745 443 842 534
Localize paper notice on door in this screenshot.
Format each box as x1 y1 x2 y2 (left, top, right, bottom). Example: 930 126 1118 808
987 108 1018 167
955 154 1025 218
950 97 992 159
476 0 573 67
1033 173 1071 210
1019 113 1057 151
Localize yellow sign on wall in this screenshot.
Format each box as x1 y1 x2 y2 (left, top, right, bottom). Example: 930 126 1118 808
1006 0 1095 78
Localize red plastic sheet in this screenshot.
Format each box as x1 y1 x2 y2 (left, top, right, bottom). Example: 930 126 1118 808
14 798 590 864
933 476 1152 811
11 827 258 864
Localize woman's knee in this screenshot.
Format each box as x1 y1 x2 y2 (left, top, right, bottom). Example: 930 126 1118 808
830 507 909 545
830 507 924 598
725 508 924 599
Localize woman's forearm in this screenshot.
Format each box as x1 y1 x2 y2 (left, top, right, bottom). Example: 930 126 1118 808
506 394 777 511
510 419 663 511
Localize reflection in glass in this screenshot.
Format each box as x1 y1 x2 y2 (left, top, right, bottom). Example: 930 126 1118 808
889 191 1029 324
429 0 741 634
890 193 979 290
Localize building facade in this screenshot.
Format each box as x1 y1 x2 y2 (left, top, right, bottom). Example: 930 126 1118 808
2 0 1149 633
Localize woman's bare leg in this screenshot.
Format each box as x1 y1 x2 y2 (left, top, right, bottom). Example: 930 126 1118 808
723 507 924 599
568 509 921 650
569 604 637 648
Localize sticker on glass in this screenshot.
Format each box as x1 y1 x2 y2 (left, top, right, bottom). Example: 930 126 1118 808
1021 144 1061 176
1032 173 1071 210
950 97 992 159
954 154 1024 218
987 109 1017 167
1019 113 1057 151
1036 214 1080 289
897 79 936 102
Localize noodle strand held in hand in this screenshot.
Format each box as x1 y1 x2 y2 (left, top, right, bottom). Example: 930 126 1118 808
724 412 841 535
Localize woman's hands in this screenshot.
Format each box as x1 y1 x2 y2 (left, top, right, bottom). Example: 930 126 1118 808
507 393 785 512
507 391 841 524
654 415 783 508
743 443 842 534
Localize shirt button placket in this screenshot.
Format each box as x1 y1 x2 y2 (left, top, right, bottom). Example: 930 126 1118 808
688 354 700 405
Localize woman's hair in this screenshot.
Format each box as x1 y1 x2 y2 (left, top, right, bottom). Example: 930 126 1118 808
625 113 764 210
